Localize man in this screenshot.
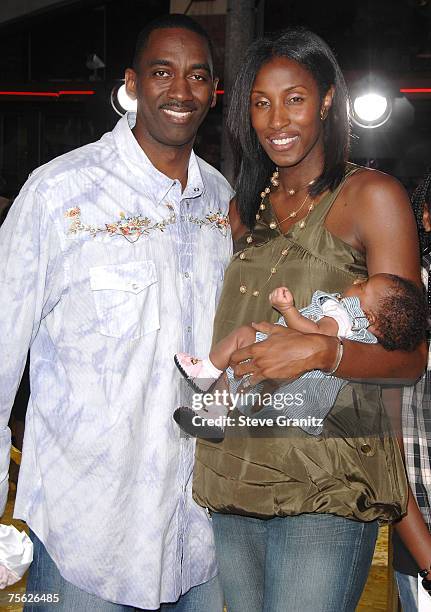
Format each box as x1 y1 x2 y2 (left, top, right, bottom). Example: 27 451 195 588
0 14 233 611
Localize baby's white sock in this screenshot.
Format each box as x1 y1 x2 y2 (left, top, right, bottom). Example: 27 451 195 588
201 358 223 379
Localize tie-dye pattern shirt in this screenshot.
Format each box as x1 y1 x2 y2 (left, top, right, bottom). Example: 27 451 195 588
0 113 233 608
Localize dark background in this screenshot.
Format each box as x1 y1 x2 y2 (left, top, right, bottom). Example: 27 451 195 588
0 0 430 197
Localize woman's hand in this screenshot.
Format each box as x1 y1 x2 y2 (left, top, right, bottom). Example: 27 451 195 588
229 322 339 385
230 322 426 386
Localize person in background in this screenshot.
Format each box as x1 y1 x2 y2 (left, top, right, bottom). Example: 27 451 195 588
0 14 232 611
393 171 431 611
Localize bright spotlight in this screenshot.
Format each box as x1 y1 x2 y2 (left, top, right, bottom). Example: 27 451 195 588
111 83 137 116
352 92 392 129
354 94 387 122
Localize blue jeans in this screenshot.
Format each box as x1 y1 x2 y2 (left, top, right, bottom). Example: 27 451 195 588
211 512 378 612
24 532 224 612
395 571 418 612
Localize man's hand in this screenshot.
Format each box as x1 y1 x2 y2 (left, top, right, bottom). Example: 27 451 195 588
229 322 338 386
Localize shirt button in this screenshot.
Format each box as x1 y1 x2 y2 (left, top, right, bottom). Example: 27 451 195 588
184 272 190 278
193 187 200 192
186 326 192 333
131 283 139 291
360 444 372 455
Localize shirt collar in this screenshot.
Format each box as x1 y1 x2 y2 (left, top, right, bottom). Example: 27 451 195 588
112 112 205 205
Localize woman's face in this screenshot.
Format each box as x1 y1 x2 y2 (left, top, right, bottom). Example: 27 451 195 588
250 56 332 170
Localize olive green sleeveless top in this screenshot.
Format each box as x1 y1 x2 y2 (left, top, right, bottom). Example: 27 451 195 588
193 164 407 522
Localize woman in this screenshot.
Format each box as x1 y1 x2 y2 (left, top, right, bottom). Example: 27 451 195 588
193 28 427 611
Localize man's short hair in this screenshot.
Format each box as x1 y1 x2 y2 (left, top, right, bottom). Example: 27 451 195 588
132 13 214 73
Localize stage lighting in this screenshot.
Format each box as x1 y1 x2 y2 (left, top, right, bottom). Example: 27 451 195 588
111 83 137 116
351 92 392 129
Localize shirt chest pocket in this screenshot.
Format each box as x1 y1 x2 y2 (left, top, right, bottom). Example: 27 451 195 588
89 261 160 340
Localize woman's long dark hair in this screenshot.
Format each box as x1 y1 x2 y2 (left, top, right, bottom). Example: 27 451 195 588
228 28 350 229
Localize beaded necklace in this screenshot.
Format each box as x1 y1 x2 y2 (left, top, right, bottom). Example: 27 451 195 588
238 169 317 297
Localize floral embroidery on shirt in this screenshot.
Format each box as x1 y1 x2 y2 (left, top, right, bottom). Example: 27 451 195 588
65 206 230 241
65 207 176 243
187 210 230 236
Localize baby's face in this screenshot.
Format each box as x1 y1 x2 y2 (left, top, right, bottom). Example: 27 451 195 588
342 274 391 315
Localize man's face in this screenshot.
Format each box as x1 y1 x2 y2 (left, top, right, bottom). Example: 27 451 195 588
125 27 218 149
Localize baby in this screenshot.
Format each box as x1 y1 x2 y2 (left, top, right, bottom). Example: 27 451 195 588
174 273 427 440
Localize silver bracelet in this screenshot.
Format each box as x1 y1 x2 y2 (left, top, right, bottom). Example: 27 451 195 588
323 338 344 376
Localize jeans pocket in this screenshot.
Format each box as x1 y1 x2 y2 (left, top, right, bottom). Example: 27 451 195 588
89 260 160 340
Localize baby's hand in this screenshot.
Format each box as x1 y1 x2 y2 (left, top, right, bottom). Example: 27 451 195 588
269 286 294 310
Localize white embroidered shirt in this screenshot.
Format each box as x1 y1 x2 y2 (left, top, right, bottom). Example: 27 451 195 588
0 113 233 608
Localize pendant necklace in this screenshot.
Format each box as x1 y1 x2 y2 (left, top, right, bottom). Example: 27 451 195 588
238 168 318 296
270 166 317 195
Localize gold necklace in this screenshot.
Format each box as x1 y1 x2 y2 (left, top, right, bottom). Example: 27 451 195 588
273 192 314 228
270 167 317 195
238 242 290 297
237 169 316 297
258 170 316 230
